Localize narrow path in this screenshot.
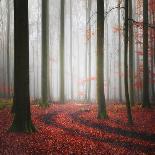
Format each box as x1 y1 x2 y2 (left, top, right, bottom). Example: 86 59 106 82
70 111 155 142
41 110 155 154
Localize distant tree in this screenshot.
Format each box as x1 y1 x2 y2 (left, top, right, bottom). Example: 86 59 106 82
41 0 50 106
124 0 133 124
60 0 65 103
142 0 151 108
106 0 110 101
87 0 92 102
85 0 88 101
6 0 11 98
97 0 108 119
10 0 36 132
70 0 73 100
118 0 122 102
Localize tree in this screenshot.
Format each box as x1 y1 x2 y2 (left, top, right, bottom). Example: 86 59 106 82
87 0 92 102
97 0 108 119
41 0 50 106
105 0 110 102
6 0 11 98
142 0 151 108
60 0 65 103
10 0 36 132
70 0 73 100
118 0 122 102
85 0 88 101
128 0 135 106
124 0 133 124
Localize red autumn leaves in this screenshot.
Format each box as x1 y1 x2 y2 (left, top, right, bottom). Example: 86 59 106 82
0 103 155 154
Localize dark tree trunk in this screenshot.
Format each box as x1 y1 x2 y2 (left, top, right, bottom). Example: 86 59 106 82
41 0 50 106
97 0 108 119
142 0 151 108
128 0 135 106
124 0 133 124
10 0 36 133
60 0 65 103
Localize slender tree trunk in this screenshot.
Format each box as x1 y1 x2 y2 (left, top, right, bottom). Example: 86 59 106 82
118 1 122 102
70 0 73 100
32 45 36 100
2 21 6 98
142 0 151 108
129 0 134 106
154 13 155 64
6 0 11 98
60 0 65 103
88 0 92 102
85 0 88 101
77 22 80 101
97 0 108 119
10 0 36 133
150 11 155 102
106 0 109 102
41 0 50 106
124 0 133 124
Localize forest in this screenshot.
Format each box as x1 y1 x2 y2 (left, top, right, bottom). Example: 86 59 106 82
0 0 155 154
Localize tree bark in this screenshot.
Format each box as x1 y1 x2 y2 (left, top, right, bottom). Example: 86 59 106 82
70 0 73 100
10 0 36 133
124 0 133 124
118 1 122 102
128 0 135 106
97 0 108 119
142 0 151 108
60 0 65 103
88 0 92 102
6 0 11 98
41 0 50 106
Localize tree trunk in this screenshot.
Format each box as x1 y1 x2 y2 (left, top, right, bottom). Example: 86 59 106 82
41 0 50 106
6 0 11 98
150 10 155 102
88 0 92 102
97 0 108 119
106 0 110 102
70 0 73 100
85 0 88 101
124 0 133 124
118 1 122 102
142 0 151 108
128 0 134 106
60 0 65 103
10 0 36 133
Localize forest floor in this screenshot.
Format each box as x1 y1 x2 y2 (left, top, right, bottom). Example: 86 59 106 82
0 102 155 155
